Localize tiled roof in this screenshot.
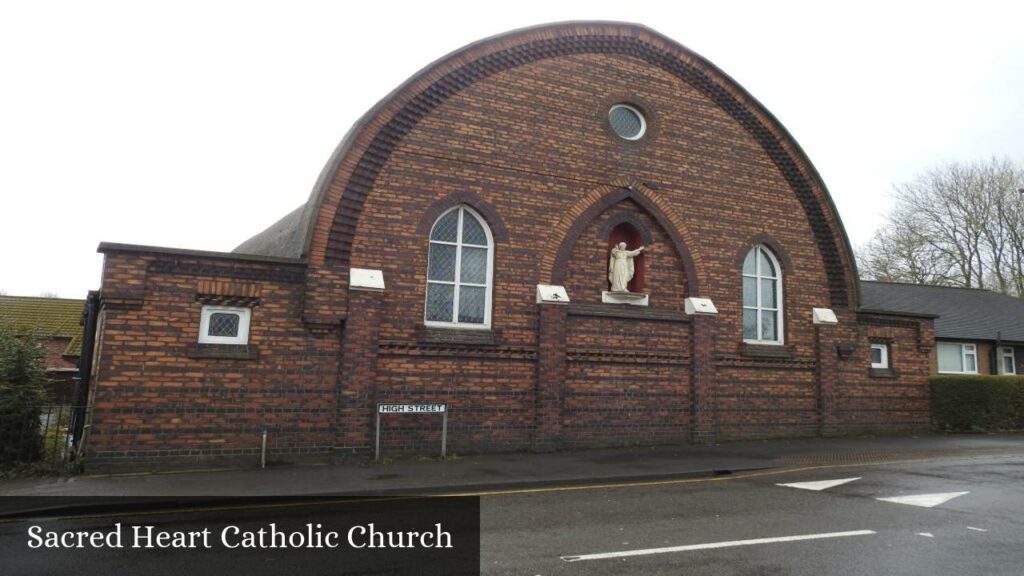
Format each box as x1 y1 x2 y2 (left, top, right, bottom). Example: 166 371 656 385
0 295 85 357
860 281 1024 344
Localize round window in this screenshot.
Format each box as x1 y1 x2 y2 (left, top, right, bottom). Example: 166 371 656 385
608 104 646 140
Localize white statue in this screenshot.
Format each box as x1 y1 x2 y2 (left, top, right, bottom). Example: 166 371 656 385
608 242 646 293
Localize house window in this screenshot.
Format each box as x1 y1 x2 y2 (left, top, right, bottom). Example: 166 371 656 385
742 245 783 344
937 342 978 374
870 343 889 369
199 305 251 345
999 346 1016 375
425 205 493 328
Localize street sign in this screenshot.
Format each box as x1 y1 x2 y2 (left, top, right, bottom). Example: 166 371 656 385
375 403 448 461
378 404 446 414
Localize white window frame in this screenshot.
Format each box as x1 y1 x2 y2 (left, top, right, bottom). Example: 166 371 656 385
937 342 979 374
870 343 889 369
999 346 1016 375
608 104 647 141
198 305 251 345
742 245 784 345
424 205 494 330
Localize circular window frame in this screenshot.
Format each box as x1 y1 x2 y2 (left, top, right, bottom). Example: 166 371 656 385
608 104 647 141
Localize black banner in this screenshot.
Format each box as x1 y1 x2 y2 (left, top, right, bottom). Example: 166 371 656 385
0 496 480 575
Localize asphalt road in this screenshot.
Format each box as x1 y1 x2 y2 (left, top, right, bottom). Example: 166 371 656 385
2 453 1022 575
479 453 1024 575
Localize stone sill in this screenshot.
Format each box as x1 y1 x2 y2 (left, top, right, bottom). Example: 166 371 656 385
186 344 259 361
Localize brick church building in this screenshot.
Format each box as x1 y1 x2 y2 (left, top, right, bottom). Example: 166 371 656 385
87 22 933 469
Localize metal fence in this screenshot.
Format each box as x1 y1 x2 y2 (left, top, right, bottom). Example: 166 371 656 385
0 404 86 475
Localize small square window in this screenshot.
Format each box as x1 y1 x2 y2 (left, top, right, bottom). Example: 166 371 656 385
870 343 889 369
199 305 251 345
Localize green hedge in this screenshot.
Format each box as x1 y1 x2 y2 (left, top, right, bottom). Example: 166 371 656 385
930 375 1024 432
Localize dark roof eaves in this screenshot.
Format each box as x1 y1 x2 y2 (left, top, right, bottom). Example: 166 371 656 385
859 279 1022 299
936 336 1024 345
98 242 308 266
857 307 939 319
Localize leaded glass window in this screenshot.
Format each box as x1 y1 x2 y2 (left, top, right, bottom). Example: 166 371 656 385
742 245 783 343
198 305 251 345
208 313 240 337
425 206 492 327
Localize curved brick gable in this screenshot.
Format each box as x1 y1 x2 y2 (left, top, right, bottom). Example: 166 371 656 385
308 23 858 308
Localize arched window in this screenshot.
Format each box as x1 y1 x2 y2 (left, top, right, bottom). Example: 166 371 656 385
425 205 493 328
742 245 783 343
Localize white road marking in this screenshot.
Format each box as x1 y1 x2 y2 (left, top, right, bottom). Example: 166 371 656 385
776 477 861 491
875 491 969 508
967 526 988 532
918 532 934 538
560 530 877 562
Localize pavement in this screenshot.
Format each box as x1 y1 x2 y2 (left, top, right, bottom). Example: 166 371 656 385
1 432 1022 498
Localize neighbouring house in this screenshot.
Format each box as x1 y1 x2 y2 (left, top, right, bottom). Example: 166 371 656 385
85 22 938 470
0 295 84 402
860 281 1024 377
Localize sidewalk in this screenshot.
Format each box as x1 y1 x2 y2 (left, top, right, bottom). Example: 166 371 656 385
1 433 1022 498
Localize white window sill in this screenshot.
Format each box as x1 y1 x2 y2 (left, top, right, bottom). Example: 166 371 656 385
743 339 784 346
423 322 491 331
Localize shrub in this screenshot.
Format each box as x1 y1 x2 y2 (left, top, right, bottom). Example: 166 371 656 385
0 326 49 466
929 375 1024 432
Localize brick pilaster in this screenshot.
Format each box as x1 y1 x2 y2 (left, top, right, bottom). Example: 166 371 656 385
815 324 841 436
336 288 384 452
689 313 717 444
534 304 567 451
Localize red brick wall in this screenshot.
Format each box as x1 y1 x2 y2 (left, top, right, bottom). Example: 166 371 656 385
88 251 339 469
835 313 933 433
38 338 77 371
39 338 78 402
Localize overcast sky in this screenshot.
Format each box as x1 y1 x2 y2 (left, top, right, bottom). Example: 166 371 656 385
2 1 1022 298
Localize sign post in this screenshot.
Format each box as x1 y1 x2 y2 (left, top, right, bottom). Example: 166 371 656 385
375 403 448 462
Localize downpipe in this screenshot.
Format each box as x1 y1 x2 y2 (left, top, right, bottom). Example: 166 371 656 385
261 429 267 469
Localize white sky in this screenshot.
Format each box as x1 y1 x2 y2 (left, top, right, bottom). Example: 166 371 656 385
2 1 1022 298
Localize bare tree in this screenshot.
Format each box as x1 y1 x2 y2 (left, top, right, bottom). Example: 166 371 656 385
858 158 1024 296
